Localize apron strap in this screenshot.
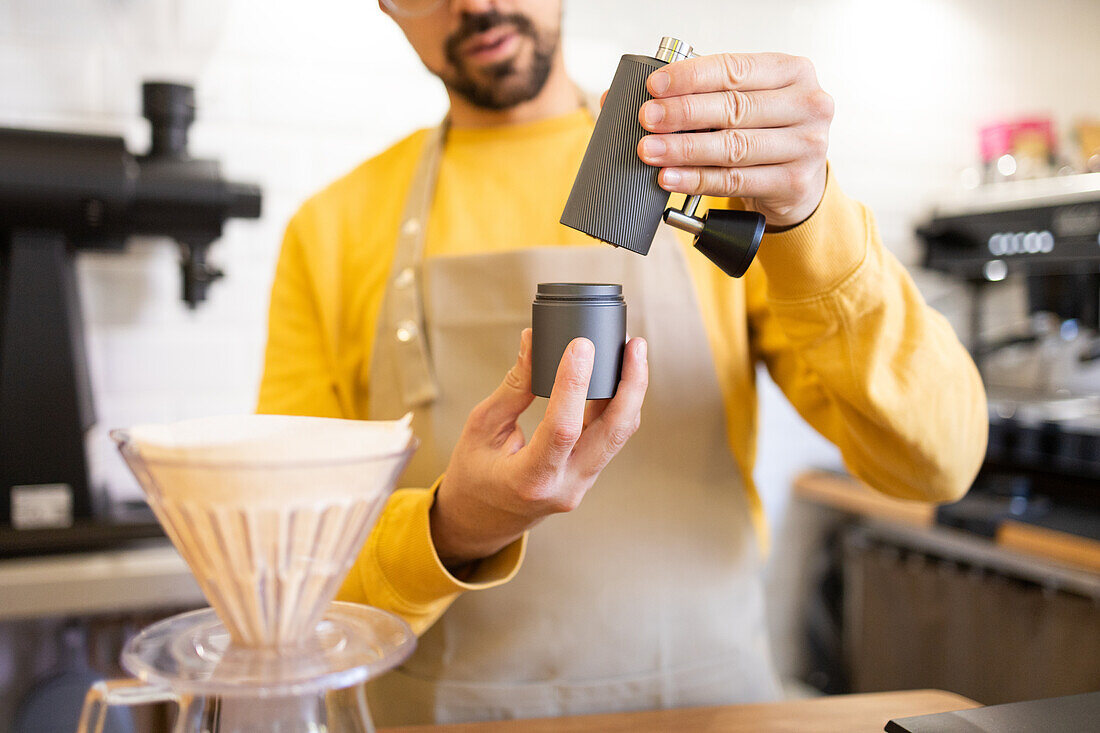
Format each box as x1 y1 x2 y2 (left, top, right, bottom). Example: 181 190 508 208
384 89 598 409
385 123 447 407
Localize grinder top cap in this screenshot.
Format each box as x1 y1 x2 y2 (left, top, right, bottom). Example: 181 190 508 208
656 37 696 62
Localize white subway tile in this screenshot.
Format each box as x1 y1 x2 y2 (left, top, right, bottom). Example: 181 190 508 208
174 0 233 56
0 2 14 35
90 315 263 393
0 42 105 116
10 0 111 44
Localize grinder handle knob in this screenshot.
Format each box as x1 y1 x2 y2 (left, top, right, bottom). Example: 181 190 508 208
692 209 765 278
662 205 765 278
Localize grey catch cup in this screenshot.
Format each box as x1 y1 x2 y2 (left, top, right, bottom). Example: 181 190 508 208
531 283 626 400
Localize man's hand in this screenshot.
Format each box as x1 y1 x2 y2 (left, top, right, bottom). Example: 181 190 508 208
634 53 834 228
430 329 649 566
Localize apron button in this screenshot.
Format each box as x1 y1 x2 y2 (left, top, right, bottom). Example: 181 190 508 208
396 320 419 343
394 267 415 288
402 219 421 237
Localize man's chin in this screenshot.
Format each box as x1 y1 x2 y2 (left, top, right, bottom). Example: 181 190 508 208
442 38 553 111
453 83 534 111
447 66 538 108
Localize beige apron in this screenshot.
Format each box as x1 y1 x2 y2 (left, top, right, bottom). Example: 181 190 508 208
365 103 779 725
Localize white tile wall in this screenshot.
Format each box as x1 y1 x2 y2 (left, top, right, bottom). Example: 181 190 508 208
2 0 1098 510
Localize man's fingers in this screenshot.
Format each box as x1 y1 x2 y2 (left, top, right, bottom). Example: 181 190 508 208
647 53 809 98
639 127 813 169
583 398 610 429
599 89 608 107
528 338 595 466
572 338 649 477
469 329 535 439
582 329 635 427
639 88 808 134
657 162 820 200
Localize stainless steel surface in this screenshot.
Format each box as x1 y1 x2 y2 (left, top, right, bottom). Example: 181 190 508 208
656 36 696 63
932 172 1100 218
855 519 1100 599
664 207 705 236
988 390 1100 423
682 194 703 218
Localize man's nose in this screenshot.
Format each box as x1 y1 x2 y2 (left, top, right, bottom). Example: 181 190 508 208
450 0 498 14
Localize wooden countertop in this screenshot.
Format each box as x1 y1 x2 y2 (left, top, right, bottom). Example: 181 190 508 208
794 470 1100 573
382 689 979 733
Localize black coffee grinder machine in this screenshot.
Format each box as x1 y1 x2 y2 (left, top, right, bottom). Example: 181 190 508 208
917 173 1100 540
0 82 261 549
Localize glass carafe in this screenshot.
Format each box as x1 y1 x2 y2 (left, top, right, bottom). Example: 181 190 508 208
78 602 414 733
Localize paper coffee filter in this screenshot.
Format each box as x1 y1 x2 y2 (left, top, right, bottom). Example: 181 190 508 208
126 414 413 505
115 414 416 647
128 413 413 465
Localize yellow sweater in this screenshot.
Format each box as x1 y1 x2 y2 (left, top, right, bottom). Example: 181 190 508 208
258 107 987 633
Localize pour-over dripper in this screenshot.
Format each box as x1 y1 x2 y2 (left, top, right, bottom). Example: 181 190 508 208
111 414 415 648
78 415 418 733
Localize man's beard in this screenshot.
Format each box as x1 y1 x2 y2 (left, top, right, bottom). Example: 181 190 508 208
440 10 558 111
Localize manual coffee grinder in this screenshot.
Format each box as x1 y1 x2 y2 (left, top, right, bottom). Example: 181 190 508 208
540 38 768 400
76 416 418 733
561 37 767 278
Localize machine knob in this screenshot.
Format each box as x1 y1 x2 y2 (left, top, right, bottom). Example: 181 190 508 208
143 82 196 159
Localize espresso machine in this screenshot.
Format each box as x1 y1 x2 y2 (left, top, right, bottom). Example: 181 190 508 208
0 82 261 552
917 173 1100 539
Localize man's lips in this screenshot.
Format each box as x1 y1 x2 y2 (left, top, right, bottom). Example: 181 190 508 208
459 25 520 63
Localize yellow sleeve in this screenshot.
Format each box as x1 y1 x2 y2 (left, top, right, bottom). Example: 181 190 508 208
256 215 345 418
258 196 526 635
335 484 527 635
747 170 988 502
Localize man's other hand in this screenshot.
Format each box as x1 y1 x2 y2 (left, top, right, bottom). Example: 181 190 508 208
634 52 834 228
430 328 649 566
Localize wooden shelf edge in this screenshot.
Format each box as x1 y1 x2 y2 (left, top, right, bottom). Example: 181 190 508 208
793 470 937 528
997 520 1100 574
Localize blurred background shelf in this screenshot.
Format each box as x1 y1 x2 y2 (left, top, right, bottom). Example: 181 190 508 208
792 469 1100 706
795 470 1100 575
0 540 202 622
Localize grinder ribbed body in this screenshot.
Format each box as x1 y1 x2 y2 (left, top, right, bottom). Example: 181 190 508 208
561 54 669 255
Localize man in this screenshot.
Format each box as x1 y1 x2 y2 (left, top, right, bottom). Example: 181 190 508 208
258 0 987 725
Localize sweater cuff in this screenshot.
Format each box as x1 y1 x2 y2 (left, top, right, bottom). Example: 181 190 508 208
371 483 527 608
755 166 870 301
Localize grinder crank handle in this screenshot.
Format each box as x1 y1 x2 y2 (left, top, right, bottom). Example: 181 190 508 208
654 39 766 278
664 200 765 278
